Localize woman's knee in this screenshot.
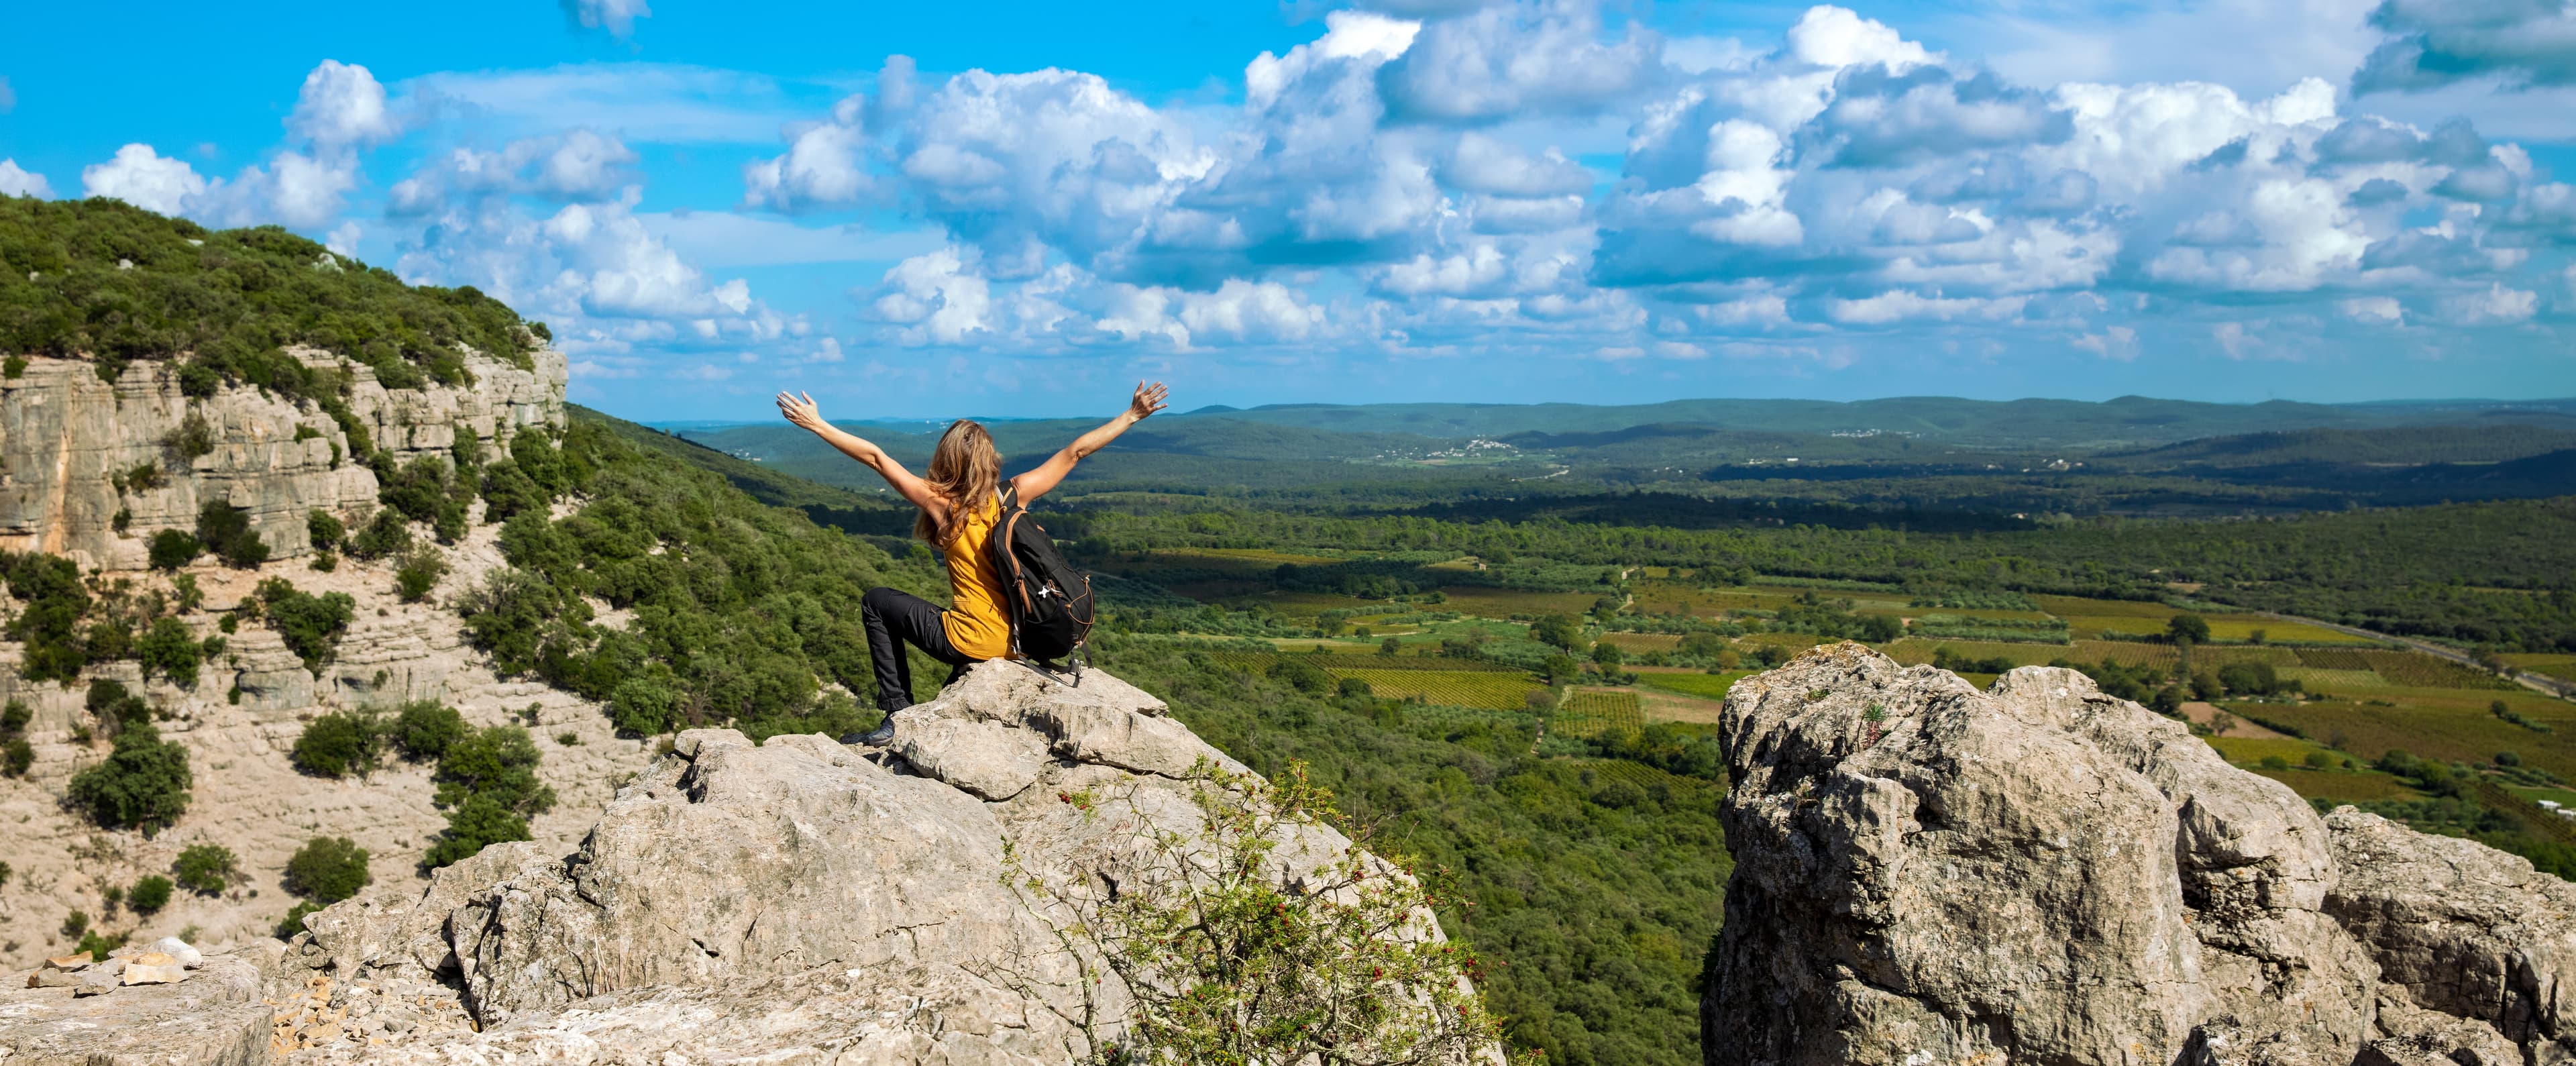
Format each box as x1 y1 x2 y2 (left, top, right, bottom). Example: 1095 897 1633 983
861 586 903 613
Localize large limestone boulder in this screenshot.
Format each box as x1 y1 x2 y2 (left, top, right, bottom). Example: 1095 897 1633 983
1703 643 2574 1066
235 661 1477 1063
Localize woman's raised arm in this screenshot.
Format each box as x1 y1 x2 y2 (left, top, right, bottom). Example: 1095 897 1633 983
776 390 948 519
1011 381 1169 503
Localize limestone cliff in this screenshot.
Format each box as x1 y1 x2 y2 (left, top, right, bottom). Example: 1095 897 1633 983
0 348 657 975
1703 643 2574 1066
0 348 563 571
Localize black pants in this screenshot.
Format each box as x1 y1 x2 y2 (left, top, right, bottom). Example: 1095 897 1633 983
861 586 976 712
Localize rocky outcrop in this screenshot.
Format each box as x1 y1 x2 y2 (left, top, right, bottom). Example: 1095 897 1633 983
1702 643 2575 1066
0 348 563 571
0 345 648 973
226 661 1469 1063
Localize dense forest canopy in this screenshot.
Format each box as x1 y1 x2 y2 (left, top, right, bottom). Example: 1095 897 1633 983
0 196 541 396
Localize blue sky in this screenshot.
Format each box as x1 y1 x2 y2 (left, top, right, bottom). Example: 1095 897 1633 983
3 0 2575 421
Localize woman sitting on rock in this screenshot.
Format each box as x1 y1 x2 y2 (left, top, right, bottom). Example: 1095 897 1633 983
775 382 1168 735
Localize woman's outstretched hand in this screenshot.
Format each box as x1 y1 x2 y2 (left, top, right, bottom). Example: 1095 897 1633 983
776 390 826 433
1128 381 1170 422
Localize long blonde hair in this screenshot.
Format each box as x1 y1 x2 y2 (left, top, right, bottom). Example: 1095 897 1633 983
915 419 1000 546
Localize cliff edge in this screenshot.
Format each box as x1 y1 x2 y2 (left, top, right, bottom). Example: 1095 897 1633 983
0 661 1493 1064
1705 643 2573 1066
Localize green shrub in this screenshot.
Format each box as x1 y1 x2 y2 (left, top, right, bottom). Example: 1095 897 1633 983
254 578 355 674
124 461 164 492
0 860 10 886
194 502 268 568
87 678 150 728
380 456 453 525
423 725 553 870
422 793 531 869
608 674 679 735
1 738 29 777
393 547 449 603
390 701 468 761
307 509 345 551
60 909 89 937
138 616 202 688
276 898 329 937
345 508 412 561
511 427 566 494
478 462 544 523
2260 754 2292 770
146 529 202 571
170 572 204 612
128 874 174 914
1 698 27 733
288 709 384 778
176 360 219 398
2 355 23 378
172 844 239 894
65 720 191 833
74 928 125 960
282 835 370 903
164 411 215 460
0 553 88 681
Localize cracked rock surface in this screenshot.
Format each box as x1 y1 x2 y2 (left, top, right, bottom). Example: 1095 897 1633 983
1701 643 2576 1066
231 659 1445 1063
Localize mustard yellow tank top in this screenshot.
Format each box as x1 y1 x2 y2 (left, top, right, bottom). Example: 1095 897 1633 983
940 494 1012 660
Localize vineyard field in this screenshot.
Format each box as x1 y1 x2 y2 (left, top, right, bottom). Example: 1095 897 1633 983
2359 651 2520 689
1553 690 1645 739
1326 668 1544 710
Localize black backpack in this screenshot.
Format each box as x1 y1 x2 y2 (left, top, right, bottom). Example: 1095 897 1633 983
987 485 1094 668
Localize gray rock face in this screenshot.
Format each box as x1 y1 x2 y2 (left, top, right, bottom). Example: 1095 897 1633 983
0 953 268 1064
246 661 1475 1064
2324 807 2576 1059
0 347 563 572
1703 643 2575 1066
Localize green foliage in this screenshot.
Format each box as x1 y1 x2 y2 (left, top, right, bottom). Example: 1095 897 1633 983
2 738 29 777
423 725 554 869
1 698 28 733
282 836 370 903
0 197 537 390
458 414 898 733
128 874 174 914
345 507 411 561
74 928 125 961
1528 613 1582 650
2 355 22 378
1091 643 1723 1065
307 509 345 551
66 719 191 833
1005 760 1506 1064
393 547 448 602
390 701 468 760
278 900 327 939
194 502 268 568
3 551 91 680
289 709 385 778
138 616 202 688
254 578 354 674
172 844 239 894
380 455 470 541
478 461 546 523
2167 615 2212 644
164 411 215 460
60 910 89 938
146 529 203 574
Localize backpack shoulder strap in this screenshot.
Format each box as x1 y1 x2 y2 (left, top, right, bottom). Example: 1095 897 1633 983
999 483 1020 513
